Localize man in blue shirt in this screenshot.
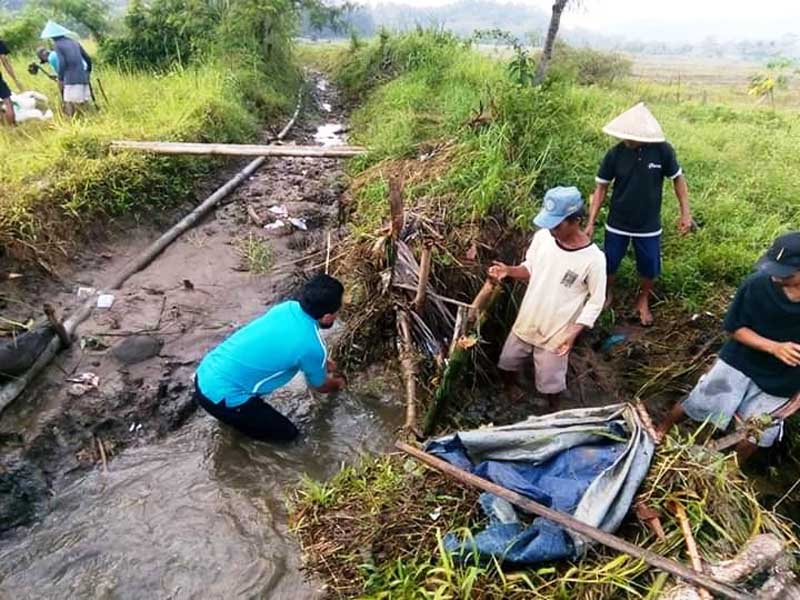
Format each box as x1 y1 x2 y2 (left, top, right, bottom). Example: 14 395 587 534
194 274 346 442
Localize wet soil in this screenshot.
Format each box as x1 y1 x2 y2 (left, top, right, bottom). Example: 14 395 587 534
0 73 404 598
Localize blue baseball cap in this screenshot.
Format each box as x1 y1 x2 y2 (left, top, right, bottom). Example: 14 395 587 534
533 186 584 229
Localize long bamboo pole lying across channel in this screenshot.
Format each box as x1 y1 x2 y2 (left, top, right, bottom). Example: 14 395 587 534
396 441 752 600
111 140 366 158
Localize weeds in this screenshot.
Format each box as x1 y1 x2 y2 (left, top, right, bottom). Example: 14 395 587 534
290 435 798 599
235 233 274 274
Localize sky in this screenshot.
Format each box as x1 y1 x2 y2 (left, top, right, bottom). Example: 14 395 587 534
362 0 800 42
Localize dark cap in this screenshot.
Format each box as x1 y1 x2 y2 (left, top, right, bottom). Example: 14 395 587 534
757 232 800 278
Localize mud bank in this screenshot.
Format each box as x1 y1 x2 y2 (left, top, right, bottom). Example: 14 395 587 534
0 73 404 598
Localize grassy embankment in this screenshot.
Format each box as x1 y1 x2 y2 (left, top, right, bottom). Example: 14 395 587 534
0 48 297 266
291 33 800 599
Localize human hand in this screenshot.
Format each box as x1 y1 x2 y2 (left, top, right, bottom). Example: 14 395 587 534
678 214 693 235
556 324 584 356
326 358 338 373
488 261 510 281
771 341 800 367
332 375 347 391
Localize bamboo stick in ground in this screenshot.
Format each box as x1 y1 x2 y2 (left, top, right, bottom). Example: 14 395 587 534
43 303 71 348
396 442 751 600
468 277 499 323
413 245 433 314
388 176 404 243
669 500 713 600
397 310 420 436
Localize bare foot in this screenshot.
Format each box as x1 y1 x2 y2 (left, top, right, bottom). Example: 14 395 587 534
635 294 653 327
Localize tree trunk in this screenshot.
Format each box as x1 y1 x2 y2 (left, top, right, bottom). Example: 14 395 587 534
533 0 570 85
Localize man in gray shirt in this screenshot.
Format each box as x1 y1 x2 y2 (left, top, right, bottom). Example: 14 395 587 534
40 21 93 116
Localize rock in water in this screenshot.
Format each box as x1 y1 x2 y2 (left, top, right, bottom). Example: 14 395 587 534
111 335 163 365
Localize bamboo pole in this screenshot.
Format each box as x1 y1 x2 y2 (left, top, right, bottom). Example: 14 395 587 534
413 245 433 314
111 141 366 158
43 303 71 348
396 442 751 600
422 278 503 434
0 88 306 416
397 310 420 436
670 500 713 600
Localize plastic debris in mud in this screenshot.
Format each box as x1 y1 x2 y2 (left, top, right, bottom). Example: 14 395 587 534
96 294 115 309
66 372 99 396
77 286 96 299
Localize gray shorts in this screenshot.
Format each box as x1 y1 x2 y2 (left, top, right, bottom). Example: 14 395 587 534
682 358 789 447
497 333 569 394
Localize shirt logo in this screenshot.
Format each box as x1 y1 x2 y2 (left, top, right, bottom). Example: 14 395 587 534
647 162 662 170
561 270 578 288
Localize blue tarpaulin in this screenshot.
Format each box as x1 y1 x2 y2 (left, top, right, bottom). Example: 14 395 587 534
426 403 655 565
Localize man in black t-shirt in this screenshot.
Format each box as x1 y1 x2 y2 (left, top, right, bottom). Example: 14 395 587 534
0 38 23 125
656 232 800 461
584 103 692 326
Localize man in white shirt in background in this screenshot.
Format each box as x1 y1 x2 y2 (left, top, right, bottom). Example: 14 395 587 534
489 186 607 410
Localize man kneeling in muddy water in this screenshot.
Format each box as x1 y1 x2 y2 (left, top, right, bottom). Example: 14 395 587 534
194 274 346 442
656 232 800 462
489 186 606 409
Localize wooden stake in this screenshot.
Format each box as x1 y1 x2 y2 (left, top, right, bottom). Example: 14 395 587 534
396 442 750 600
710 391 800 452
95 435 109 475
413 245 433 314
111 141 366 158
43 303 71 348
247 204 264 226
392 283 472 309
397 310 420 436
448 305 469 358
325 231 332 275
388 176 404 243
669 500 713 600
468 277 499 323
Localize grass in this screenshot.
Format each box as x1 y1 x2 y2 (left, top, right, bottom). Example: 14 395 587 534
235 232 274 274
0 52 297 264
324 32 800 310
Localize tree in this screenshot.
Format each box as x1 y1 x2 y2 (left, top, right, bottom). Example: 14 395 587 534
533 0 571 85
748 57 795 109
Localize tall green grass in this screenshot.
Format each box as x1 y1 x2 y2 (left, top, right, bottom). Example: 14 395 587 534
333 31 800 308
0 53 296 261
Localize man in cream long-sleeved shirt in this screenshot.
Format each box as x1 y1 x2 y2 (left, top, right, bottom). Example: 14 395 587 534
490 186 606 408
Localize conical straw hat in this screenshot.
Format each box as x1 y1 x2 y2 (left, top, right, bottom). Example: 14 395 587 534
602 102 665 143
40 21 76 39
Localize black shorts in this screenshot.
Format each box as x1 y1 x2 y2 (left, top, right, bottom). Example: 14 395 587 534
0 77 10 101
194 377 299 442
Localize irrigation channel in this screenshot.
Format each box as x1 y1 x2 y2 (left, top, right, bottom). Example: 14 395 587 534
0 74 403 598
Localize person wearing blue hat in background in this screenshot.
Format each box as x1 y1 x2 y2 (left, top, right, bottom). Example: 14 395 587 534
656 232 800 462
489 186 607 409
40 21 93 117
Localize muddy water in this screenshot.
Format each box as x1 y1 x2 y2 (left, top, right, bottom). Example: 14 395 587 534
0 390 400 599
0 75 402 598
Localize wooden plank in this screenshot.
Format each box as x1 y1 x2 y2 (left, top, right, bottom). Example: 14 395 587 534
111 140 366 158
396 442 751 600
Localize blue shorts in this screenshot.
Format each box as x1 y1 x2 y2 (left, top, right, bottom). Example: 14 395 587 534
603 229 661 279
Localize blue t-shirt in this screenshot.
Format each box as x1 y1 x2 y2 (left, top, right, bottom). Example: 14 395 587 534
196 300 327 407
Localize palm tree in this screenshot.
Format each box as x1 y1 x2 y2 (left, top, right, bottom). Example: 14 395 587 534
533 0 572 85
